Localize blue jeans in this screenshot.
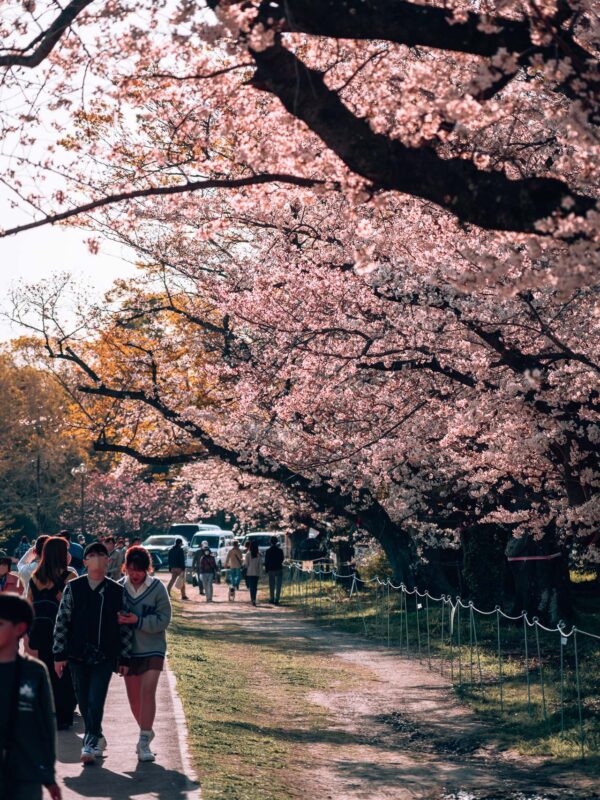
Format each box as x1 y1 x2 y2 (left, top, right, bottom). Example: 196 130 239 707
228 568 241 589
69 660 114 747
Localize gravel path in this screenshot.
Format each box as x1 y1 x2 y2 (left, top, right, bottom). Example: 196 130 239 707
181 581 597 800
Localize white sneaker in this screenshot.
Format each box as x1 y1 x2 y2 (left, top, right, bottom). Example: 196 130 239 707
137 734 156 762
91 737 107 759
80 745 95 765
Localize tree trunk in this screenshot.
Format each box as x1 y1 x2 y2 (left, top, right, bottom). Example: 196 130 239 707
359 506 414 587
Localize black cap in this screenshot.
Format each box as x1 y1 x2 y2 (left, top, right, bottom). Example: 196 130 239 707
84 542 109 558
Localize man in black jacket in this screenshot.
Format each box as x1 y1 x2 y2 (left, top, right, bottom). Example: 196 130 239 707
166 539 188 600
0 593 60 800
53 542 132 766
264 537 285 605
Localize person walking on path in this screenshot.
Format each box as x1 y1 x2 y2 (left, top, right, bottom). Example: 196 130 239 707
117 546 171 763
17 535 50 594
224 539 243 600
264 536 285 605
106 536 125 581
0 593 61 800
58 531 85 577
244 541 263 606
197 547 218 602
53 541 132 766
191 541 208 596
166 538 189 600
27 537 77 730
0 551 23 594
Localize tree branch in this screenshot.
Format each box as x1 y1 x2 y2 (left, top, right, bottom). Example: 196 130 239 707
249 42 595 234
0 173 326 238
0 0 95 68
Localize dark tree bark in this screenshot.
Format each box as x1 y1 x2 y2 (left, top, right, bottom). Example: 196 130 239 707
250 42 595 233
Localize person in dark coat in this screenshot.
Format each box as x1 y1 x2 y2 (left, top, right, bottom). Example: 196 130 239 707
0 592 61 800
166 539 188 600
264 537 285 605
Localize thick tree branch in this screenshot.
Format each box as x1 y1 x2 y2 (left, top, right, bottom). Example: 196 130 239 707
0 0 95 68
249 43 595 234
243 0 595 64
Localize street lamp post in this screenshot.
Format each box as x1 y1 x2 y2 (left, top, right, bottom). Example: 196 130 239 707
71 462 88 539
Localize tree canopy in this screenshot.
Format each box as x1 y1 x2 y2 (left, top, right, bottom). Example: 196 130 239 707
3 1 599 599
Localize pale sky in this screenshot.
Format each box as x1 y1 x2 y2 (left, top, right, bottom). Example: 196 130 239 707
0 224 138 341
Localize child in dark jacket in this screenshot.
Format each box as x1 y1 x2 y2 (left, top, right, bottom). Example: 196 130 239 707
0 593 61 800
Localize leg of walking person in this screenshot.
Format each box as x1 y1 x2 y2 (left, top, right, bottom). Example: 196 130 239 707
166 569 178 595
248 576 259 605
231 568 241 590
85 661 114 750
268 571 276 603
139 669 161 731
274 569 283 604
69 662 92 742
178 569 189 600
206 574 214 601
124 673 143 727
201 573 210 601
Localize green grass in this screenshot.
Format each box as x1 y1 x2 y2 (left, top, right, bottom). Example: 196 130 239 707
167 600 360 800
281 572 600 767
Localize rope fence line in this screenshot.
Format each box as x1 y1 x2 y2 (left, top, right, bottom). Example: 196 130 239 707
281 562 600 759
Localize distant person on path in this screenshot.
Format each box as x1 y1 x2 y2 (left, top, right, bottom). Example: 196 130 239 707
27 537 77 730
244 541 263 607
224 539 243 600
166 539 188 600
17 535 50 594
191 541 208 596
15 535 30 561
0 551 23 594
58 531 84 577
117 545 171 762
0 593 61 800
265 537 285 605
198 547 218 602
53 542 132 766
105 536 125 581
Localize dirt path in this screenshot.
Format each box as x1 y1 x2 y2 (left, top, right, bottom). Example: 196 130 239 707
178 581 596 800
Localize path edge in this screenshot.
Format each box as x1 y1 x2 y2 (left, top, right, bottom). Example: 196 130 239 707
165 658 201 796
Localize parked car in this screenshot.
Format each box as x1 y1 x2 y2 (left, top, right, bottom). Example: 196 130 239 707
150 551 164 572
167 522 221 540
185 530 233 585
141 534 189 568
241 531 285 558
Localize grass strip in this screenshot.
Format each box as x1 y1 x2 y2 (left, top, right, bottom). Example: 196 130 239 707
167 602 358 800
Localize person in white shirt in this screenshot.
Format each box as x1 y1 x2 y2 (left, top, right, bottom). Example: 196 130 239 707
17 534 50 593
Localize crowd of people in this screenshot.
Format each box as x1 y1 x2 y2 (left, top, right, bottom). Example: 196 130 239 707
0 530 287 799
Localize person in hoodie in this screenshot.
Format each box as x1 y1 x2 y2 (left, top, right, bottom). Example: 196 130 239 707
52 542 132 766
0 592 61 800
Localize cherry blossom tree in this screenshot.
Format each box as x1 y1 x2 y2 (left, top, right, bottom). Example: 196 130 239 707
61 460 193 538
4 1 600 618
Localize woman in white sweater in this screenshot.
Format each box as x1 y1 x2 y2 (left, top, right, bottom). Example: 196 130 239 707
117 546 171 763
244 540 263 606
